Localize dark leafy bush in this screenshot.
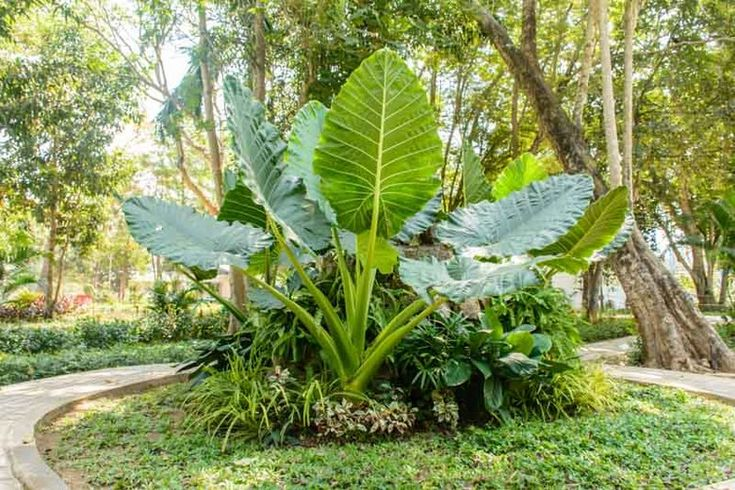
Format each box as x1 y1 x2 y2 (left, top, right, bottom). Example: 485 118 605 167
0 341 205 385
0 324 75 354
75 318 139 348
392 309 603 423
578 317 638 343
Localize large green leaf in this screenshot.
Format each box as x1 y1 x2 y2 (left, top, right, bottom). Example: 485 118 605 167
284 101 336 223
491 153 548 200
591 214 635 262
533 186 629 273
357 232 399 274
436 174 594 257
123 196 271 270
313 48 442 237
224 78 331 250
399 256 541 303
217 182 267 229
462 142 492 204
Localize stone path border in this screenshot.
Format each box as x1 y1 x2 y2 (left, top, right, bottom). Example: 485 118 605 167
0 364 185 489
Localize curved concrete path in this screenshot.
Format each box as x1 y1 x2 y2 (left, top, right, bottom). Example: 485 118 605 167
0 364 185 489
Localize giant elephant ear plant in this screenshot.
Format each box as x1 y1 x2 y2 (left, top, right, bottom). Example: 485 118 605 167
123 49 630 395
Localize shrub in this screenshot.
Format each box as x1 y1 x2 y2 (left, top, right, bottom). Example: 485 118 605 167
393 309 605 423
312 398 417 440
0 324 75 354
578 317 638 343
75 318 139 348
505 365 615 420
484 286 582 359
717 321 735 349
184 355 330 447
0 293 77 320
0 341 204 386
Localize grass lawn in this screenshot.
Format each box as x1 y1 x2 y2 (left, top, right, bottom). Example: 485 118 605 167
40 382 735 489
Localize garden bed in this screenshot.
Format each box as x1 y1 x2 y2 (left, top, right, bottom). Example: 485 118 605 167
38 382 735 489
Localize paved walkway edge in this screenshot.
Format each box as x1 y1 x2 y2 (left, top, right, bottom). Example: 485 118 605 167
1 366 187 490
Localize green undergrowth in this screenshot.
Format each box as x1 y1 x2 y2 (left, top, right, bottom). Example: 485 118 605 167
578 317 637 343
0 341 206 385
41 382 735 489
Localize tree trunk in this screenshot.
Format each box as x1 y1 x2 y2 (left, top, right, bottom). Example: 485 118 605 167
52 242 67 308
198 1 224 204
510 81 520 156
470 3 735 371
43 208 57 317
595 0 622 187
582 262 603 322
252 0 266 102
720 268 730 305
622 0 639 203
174 135 217 215
572 0 597 129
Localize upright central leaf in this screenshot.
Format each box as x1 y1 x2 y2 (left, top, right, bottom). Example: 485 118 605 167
313 49 442 237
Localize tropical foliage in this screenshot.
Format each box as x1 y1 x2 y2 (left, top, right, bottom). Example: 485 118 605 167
124 49 629 395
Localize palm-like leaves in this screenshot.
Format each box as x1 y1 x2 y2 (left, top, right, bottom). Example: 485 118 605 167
313 49 442 237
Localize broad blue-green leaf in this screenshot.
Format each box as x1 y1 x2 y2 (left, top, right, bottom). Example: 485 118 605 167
437 174 594 257
218 182 267 229
224 78 331 250
284 101 336 223
531 333 552 356
357 232 399 274
399 256 541 303
249 285 285 310
393 193 442 243
491 153 548 200
462 142 492 204
313 48 442 237
534 186 629 273
483 377 504 411
444 359 473 386
123 196 271 270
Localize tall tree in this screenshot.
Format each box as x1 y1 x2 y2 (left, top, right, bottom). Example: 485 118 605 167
0 16 137 314
469 2 735 371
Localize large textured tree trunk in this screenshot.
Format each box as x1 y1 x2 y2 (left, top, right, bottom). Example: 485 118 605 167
470 3 735 371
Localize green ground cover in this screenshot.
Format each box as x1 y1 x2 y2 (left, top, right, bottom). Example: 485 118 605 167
40 382 735 489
